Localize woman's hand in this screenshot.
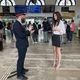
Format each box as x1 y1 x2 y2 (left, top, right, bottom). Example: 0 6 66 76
53 27 60 31
56 28 60 32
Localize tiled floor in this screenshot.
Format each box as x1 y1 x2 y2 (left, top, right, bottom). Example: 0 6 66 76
0 38 80 80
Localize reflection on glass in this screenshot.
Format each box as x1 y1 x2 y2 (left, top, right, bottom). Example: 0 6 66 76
0 0 15 6
26 0 45 5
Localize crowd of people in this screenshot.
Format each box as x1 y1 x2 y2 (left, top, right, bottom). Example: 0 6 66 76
0 14 79 51
0 18 14 51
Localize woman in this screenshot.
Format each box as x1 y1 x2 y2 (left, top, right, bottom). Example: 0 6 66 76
70 19 75 42
52 12 65 70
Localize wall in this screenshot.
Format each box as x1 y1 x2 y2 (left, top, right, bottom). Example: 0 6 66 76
26 13 53 18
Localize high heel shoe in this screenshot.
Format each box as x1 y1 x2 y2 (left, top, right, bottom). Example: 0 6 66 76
55 64 60 70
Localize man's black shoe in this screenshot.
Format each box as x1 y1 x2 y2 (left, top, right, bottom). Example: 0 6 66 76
17 75 28 80
23 68 29 72
22 69 29 74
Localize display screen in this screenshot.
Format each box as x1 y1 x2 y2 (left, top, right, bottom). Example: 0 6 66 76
15 5 27 13
61 7 69 12
15 5 41 13
42 5 55 13
27 5 41 13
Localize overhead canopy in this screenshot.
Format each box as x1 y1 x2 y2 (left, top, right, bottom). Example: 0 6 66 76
0 0 55 6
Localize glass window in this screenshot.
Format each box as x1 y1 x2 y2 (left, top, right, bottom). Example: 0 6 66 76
71 0 76 5
66 0 71 6
0 0 15 6
26 0 45 5
56 0 76 6
56 0 60 5
59 0 65 6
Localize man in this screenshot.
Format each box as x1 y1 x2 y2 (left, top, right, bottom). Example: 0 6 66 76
32 22 38 43
70 19 75 42
78 21 80 39
42 18 50 43
0 16 4 51
13 13 33 80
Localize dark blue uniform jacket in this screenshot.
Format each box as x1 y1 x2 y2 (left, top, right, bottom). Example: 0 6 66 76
13 20 30 49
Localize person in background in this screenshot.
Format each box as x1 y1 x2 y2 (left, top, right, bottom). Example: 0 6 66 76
27 21 32 28
78 21 80 40
11 20 15 42
43 18 50 43
52 11 65 70
7 22 12 41
32 22 38 43
60 20 66 44
0 16 4 51
70 19 75 42
65 21 71 42
2 21 6 42
38 24 44 42
13 13 34 80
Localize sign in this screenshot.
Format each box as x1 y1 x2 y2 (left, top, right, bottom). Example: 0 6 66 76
27 5 41 13
15 5 27 13
15 5 41 13
62 11 75 18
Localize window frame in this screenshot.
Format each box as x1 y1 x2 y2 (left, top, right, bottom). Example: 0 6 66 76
0 0 15 6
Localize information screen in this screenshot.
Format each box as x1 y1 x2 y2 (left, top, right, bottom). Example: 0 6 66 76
15 5 41 13
15 5 27 13
27 5 41 13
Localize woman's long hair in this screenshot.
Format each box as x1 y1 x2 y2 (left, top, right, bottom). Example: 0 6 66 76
53 11 62 27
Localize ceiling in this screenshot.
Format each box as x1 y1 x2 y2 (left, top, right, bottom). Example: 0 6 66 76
15 0 55 5
15 0 79 6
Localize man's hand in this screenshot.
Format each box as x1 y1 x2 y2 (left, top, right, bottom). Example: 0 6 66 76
28 25 33 32
31 30 35 34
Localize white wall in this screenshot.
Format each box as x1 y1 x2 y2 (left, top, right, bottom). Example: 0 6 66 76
26 13 53 18
0 7 2 13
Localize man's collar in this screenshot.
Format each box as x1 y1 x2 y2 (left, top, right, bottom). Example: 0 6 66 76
17 19 22 25
17 19 26 26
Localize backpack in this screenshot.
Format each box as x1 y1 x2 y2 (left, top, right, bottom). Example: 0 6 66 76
66 24 70 32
